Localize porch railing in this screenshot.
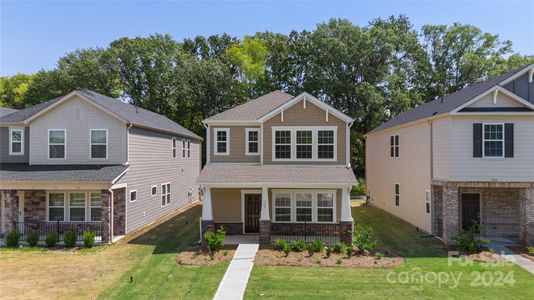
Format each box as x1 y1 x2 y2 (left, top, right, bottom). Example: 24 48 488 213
270 222 341 244
13 221 103 242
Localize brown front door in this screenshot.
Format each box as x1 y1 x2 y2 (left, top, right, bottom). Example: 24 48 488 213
244 194 261 233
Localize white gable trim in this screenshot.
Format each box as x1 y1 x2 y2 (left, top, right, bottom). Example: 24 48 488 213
451 86 534 114
23 91 127 124
499 63 534 86
257 92 354 123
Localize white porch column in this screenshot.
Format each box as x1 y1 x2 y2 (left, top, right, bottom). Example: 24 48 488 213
341 186 353 222
202 186 213 221
260 186 270 220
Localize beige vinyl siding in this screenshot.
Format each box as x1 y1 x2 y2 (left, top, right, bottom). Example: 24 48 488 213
29 95 127 164
468 92 523 108
450 115 534 181
432 117 452 180
117 127 201 233
263 100 347 165
210 126 261 163
0 126 29 163
366 122 432 232
212 188 242 222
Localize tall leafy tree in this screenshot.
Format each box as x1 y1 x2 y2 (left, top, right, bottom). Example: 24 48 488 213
0 73 35 109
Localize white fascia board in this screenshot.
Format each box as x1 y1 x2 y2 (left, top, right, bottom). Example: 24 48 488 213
451 86 534 114
202 120 260 125
195 182 357 188
499 63 534 86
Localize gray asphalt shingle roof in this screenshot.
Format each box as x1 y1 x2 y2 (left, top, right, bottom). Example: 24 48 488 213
204 90 294 122
0 164 128 182
368 66 529 134
197 163 358 185
0 106 19 118
0 90 201 140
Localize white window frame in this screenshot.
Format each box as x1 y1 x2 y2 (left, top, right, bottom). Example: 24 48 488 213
45 191 102 222
90 192 102 221
316 192 335 223
172 138 177 159
271 126 337 162
425 190 431 214
390 134 399 158
245 128 260 156
295 192 313 222
129 190 137 202
271 189 337 224
161 182 171 207
214 128 230 155
9 127 24 155
69 192 87 222
47 192 66 221
48 129 66 159
182 139 186 158
151 185 157 196
482 123 505 158
90 129 108 159
187 140 191 158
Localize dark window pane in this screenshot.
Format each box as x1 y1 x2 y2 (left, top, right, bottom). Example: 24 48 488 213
318 130 334 144
296 130 312 144
49 131 65 143
248 142 258 153
275 208 291 222
70 208 85 221
390 136 395 146
49 193 64 206
248 131 258 142
395 135 399 146
49 145 65 158
317 208 333 222
152 186 157 195
91 130 106 143
484 141 503 157
275 145 291 159
297 145 312 158
91 208 101 221
217 131 227 141
11 131 22 141
217 142 227 153
318 145 334 159
91 145 106 158
49 208 64 221
275 131 291 144
11 142 22 153
395 146 399 157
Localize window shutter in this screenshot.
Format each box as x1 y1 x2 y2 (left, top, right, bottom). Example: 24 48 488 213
473 123 482 158
505 123 514 158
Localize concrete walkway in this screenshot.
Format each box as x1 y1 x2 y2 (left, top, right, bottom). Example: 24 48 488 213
488 241 534 276
213 243 259 300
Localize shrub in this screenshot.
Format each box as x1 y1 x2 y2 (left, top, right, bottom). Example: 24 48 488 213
526 246 534 256
353 224 377 252
315 258 321 264
346 246 353 258
310 239 325 253
222 250 229 256
45 232 58 247
336 259 342 265
291 239 307 252
452 221 489 253
283 244 291 257
307 244 315 257
64 231 77 248
375 252 383 260
275 239 288 251
332 242 346 254
83 230 96 248
352 178 366 196
5 229 20 247
325 246 332 258
204 227 226 254
26 231 39 247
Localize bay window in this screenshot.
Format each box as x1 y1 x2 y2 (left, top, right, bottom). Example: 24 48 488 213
272 190 337 223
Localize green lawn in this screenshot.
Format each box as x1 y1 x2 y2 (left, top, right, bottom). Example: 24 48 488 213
98 205 226 299
245 205 534 299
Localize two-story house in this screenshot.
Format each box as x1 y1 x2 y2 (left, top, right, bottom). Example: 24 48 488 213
366 63 534 246
197 91 358 244
0 89 201 243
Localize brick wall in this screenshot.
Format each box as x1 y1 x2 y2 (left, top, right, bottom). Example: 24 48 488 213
432 185 443 237
113 188 126 236
24 190 46 223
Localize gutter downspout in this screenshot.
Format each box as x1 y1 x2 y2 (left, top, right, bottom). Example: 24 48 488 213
428 119 434 180
346 121 354 167
203 123 210 164
125 124 132 165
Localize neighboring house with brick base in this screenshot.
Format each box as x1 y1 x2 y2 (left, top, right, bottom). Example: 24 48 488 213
0 90 201 243
197 91 358 244
366 64 534 246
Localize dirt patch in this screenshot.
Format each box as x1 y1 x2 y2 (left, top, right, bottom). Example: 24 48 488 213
507 246 534 262
176 245 237 265
460 251 506 263
254 245 404 268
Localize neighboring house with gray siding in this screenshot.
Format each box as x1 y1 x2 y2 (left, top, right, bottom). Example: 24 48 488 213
366 63 534 246
198 91 358 244
0 90 201 242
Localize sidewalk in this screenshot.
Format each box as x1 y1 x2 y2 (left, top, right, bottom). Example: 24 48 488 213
213 243 259 300
488 241 534 276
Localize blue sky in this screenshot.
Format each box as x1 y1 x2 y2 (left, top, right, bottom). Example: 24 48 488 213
1 1 533 76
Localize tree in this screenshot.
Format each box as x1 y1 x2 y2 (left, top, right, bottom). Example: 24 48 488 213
0 74 35 109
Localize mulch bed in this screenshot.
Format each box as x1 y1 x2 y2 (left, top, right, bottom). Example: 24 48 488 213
459 251 505 263
254 245 404 268
507 246 534 262
176 245 237 265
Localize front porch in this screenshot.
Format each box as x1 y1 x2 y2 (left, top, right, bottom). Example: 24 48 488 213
431 180 534 246
1 188 126 243
200 186 354 245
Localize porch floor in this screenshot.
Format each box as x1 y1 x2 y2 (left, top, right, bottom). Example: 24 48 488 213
224 235 259 245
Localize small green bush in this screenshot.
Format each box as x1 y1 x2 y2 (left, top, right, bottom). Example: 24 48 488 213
26 231 39 247
64 231 77 248
222 250 228 256
332 242 346 254
526 246 534 256
291 239 307 252
315 258 321 264
336 258 342 265
353 224 377 252
325 246 332 258
307 244 315 257
5 229 20 247
45 232 58 247
351 178 366 196
275 239 288 251
310 239 325 253
452 221 488 253
283 244 291 257
203 227 226 254
83 230 96 248
375 252 383 260
346 246 353 258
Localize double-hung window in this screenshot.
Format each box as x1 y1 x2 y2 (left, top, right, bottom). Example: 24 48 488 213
274 130 292 159
130 190 137 202
317 193 334 222
214 128 230 155
187 140 191 158
246 128 259 155
296 130 313 159
48 193 65 221
161 183 171 206
395 184 400 206
69 192 86 221
274 193 291 222
483 124 504 157
90 129 107 159
317 130 334 159
182 140 186 158
296 193 312 222
273 191 336 223
172 138 177 158
9 128 23 155
49 129 66 159
390 135 399 157
90 192 102 221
